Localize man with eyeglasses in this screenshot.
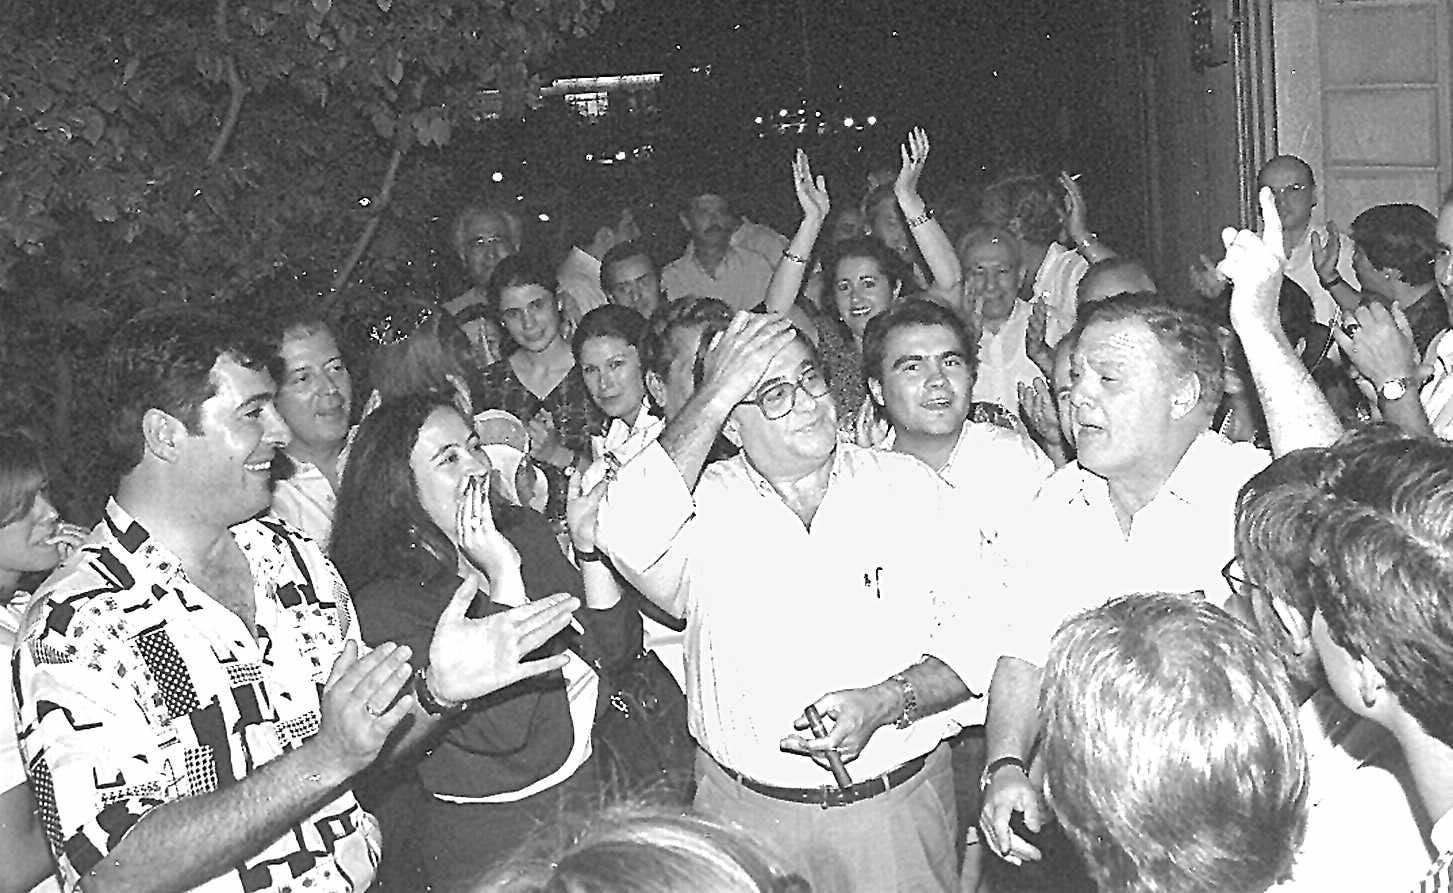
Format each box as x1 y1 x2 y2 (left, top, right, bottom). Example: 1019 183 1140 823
1225 445 1431 892
1259 155 1360 324
446 203 522 366
587 311 990 891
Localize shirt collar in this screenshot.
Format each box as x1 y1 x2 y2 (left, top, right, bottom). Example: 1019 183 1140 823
103 497 187 583
737 445 845 499
1059 429 1220 509
102 497 288 595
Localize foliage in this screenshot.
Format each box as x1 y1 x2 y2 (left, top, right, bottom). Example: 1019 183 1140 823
0 0 613 519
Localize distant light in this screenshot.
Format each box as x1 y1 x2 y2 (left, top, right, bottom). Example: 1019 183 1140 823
537 213 550 222
490 171 504 183
614 150 627 161
358 197 371 207
778 108 788 117
992 70 999 77
866 115 878 126
754 115 763 124
516 194 525 200
843 116 855 127
585 153 594 161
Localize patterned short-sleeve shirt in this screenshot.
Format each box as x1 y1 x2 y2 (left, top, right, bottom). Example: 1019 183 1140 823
13 499 379 893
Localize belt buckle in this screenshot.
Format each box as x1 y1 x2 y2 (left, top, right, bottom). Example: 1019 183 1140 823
818 784 851 809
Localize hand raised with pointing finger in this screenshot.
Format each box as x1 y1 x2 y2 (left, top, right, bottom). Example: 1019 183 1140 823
1218 186 1287 337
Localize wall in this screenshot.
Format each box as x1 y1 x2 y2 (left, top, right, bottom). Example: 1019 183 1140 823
1273 0 1452 222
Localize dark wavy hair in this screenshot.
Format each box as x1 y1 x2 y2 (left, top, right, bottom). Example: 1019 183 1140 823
572 304 649 358
861 298 978 388
331 394 507 589
639 296 734 383
104 307 268 471
981 172 1064 246
1350 203 1438 287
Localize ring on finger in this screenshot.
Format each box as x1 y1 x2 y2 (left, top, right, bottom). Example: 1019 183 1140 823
363 702 385 718
1343 321 1362 337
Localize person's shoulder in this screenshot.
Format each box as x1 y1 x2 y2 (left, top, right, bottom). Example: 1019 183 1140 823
841 443 946 491
1033 460 1095 504
1191 430 1271 480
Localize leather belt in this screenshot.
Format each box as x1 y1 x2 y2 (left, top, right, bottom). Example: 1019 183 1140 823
716 752 929 809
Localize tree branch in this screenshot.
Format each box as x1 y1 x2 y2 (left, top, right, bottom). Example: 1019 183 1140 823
207 0 246 164
324 76 426 308
327 143 405 299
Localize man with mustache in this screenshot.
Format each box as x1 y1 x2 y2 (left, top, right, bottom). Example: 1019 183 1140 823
661 188 780 311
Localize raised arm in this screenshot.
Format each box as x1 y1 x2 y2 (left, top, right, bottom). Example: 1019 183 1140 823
766 151 830 316
1060 172 1116 264
1311 221 1363 313
896 127 961 300
1220 186 1343 454
1333 302 1434 437
655 312 797 489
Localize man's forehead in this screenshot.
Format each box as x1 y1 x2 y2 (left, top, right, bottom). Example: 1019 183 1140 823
1075 318 1159 360
885 323 965 359
609 253 654 277
1258 159 1313 187
209 354 276 402
464 212 509 235
760 339 813 380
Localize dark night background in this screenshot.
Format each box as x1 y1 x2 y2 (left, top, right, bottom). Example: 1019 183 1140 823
538 0 1132 253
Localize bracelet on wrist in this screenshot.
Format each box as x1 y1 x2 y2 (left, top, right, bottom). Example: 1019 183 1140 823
904 208 934 229
782 248 810 265
414 664 465 717
979 755 1029 793
891 672 920 729
1075 232 1099 249
1320 274 1346 290
575 547 606 563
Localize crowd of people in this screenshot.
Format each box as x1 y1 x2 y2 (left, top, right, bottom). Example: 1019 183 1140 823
3 125 1453 893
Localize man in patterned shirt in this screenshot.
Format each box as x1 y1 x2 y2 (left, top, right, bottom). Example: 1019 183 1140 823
13 308 576 892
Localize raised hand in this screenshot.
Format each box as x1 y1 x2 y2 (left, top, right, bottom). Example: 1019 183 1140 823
1024 300 1054 378
315 641 416 774
454 473 522 579
1311 221 1343 284
1332 301 1428 387
428 579 579 703
792 149 830 222
700 311 798 407
565 470 609 554
1189 253 1230 302
1058 172 1091 245
1218 186 1286 336
1018 377 1064 450
894 127 931 201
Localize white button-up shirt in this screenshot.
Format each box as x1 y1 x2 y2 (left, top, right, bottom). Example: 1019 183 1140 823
661 245 777 311
595 441 994 786
1000 430 1269 666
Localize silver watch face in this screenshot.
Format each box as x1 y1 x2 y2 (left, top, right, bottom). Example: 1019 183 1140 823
1381 378 1409 401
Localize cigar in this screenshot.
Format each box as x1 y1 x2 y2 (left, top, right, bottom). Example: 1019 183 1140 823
804 704 853 789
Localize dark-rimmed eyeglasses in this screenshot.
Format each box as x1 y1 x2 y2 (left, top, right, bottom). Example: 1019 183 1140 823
739 366 831 420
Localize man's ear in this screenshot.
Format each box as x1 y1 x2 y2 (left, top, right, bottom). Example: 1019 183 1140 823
1169 372 1203 420
645 371 667 409
141 408 186 462
867 377 885 408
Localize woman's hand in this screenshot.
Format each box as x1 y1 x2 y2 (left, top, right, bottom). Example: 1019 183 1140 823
565 469 609 554
454 473 521 580
793 150 830 223
428 580 579 704
45 522 88 562
526 412 572 468
1058 172 1091 246
894 127 931 203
